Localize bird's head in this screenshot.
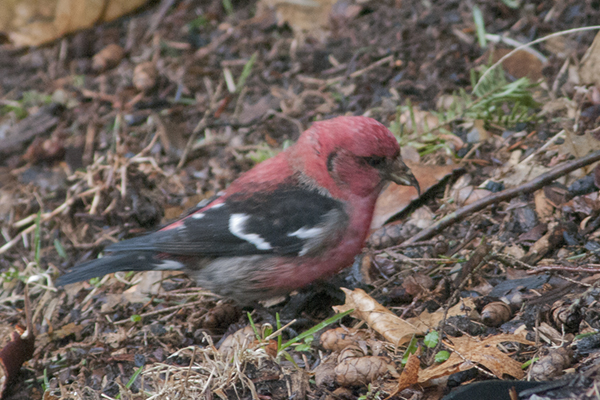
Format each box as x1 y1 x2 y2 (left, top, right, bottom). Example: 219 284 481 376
293 116 420 198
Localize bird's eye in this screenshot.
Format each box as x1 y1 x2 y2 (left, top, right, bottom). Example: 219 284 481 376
363 156 386 168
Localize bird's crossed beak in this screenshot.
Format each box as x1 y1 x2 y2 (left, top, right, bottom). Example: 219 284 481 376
384 156 420 196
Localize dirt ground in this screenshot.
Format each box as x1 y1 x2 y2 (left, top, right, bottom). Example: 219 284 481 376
1 0 600 399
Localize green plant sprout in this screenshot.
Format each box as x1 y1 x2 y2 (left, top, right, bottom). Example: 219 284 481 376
391 66 539 157
247 309 354 367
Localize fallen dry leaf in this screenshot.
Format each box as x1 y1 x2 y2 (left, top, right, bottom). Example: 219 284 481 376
534 189 554 222
92 43 125 71
497 150 551 187
313 356 337 387
258 0 337 39
334 289 477 346
453 186 492 206
0 0 149 47
334 288 423 346
218 325 256 358
418 333 534 383
580 31 600 86
372 162 461 228
407 297 478 333
491 48 544 81
521 222 564 264
402 273 433 297
133 61 158 92
559 130 600 161
385 347 421 399
0 326 35 397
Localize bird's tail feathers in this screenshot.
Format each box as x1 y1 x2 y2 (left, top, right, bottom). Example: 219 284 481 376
55 252 185 286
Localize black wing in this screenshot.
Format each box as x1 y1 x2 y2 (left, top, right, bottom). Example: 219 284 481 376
106 186 348 257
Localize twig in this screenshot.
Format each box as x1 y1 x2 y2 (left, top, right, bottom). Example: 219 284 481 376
113 299 213 325
520 130 565 165
177 82 224 169
474 26 600 94
551 58 570 96
436 249 493 353
459 142 482 162
183 346 197 392
405 149 600 244
492 253 535 270
553 274 593 287
484 34 548 63
298 55 394 86
393 257 457 263
1 188 100 255
144 0 176 41
385 240 439 249
526 264 600 274
194 29 235 59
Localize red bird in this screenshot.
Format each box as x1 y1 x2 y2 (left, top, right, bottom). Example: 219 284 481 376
56 116 419 302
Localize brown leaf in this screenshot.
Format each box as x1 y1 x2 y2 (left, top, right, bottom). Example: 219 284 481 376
454 239 490 285
559 129 600 159
385 347 421 399
543 184 571 206
418 333 534 383
521 222 565 264
201 302 242 330
580 31 600 86
1 0 149 47
333 288 423 346
334 289 477 346
453 186 492 206
48 322 82 341
218 325 256 358
402 274 434 297
259 0 337 38
372 162 461 228
407 297 478 333
518 223 547 244
0 326 35 396
491 48 544 81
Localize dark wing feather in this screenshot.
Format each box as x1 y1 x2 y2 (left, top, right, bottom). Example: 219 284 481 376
106 186 348 257
55 252 186 285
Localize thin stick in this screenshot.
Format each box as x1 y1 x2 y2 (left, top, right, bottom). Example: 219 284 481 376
484 34 548 63
473 26 600 94
112 299 211 325
177 82 223 169
520 130 565 165
0 188 99 255
298 55 394 86
435 251 492 356
404 149 600 244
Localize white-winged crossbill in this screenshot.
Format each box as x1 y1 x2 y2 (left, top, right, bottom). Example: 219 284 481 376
56 116 419 302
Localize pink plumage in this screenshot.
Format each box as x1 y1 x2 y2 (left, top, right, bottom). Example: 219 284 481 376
56 116 419 303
